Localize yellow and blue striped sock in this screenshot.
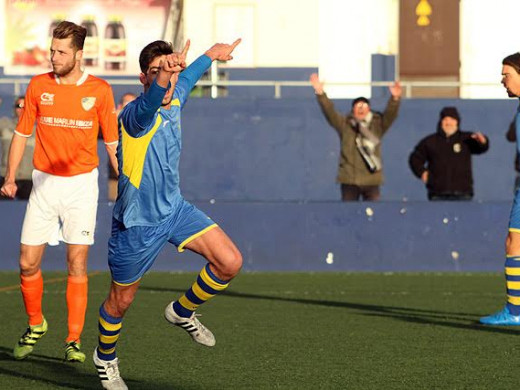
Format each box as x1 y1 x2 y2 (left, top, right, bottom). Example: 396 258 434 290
97 304 122 361
172 264 230 318
506 255 520 316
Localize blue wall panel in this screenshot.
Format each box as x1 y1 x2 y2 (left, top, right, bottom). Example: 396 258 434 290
178 97 518 202
0 97 517 272
0 201 510 272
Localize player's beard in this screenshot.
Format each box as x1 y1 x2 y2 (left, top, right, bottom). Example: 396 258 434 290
52 55 76 78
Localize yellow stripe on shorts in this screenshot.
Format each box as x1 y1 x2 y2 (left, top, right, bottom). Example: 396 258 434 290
178 224 218 252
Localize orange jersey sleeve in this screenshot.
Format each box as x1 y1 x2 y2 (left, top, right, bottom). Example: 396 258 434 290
15 79 38 137
97 83 118 145
17 72 118 176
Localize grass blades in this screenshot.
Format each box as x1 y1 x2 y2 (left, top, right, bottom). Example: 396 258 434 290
0 272 515 389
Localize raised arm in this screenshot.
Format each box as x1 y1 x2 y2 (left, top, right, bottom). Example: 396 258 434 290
176 39 242 106
381 81 402 132
205 39 241 61
310 74 345 132
156 40 189 89
122 43 189 135
310 73 324 95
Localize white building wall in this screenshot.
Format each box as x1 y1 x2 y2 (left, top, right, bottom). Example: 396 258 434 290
318 0 398 98
0 0 514 99
0 0 5 68
460 0 520 99
185 0 397 98
184 0 319 67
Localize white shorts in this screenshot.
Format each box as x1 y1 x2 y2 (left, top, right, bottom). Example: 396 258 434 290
21 169 99 246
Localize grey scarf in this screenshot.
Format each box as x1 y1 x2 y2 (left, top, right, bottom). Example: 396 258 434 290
350 113 382 173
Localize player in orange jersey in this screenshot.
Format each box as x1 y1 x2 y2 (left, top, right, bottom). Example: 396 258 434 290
0 21 119 362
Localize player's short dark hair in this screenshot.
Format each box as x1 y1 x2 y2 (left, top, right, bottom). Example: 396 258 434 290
139 41 174 73
351 97 370 108
503 53 520 75
52 21 86 51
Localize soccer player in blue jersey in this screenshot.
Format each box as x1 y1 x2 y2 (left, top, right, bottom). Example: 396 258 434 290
93 39 242 389
480 52 520 326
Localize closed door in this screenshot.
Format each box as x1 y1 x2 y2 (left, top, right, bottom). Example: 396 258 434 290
399 0 460 97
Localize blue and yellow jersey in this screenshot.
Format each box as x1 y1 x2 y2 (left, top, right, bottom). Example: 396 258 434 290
516 101 520 156
113 55 212 228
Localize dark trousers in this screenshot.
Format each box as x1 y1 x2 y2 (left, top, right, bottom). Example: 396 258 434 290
341 184 380 201
428 193 473 201
0 177 32 200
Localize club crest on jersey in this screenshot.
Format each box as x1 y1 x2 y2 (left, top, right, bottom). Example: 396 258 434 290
453 143 461 153
40 92 54 105
81 97 96 111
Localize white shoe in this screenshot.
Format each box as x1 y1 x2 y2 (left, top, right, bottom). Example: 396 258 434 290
93 349 128 390
164 302 216 347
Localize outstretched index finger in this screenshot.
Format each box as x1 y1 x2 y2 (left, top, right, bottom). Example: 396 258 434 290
181 39 191 57
230 38 242 51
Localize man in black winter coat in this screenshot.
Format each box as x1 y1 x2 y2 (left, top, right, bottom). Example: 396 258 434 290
409 106 489 200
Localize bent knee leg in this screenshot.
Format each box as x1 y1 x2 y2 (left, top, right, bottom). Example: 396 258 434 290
105 295 134 318
106 283 139 317
214 248 243 281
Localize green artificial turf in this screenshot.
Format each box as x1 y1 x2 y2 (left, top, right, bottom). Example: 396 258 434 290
0 271 516 389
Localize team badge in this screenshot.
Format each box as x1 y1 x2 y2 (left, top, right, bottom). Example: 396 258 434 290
81 97 96 111
453 143 461 153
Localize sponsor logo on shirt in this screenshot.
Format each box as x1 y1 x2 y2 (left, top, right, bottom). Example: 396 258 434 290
39 116 93 129
40 92 54 105
81 97 96 111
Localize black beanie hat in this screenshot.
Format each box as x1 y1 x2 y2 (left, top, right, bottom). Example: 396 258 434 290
351 97 370 108
439 106 460 122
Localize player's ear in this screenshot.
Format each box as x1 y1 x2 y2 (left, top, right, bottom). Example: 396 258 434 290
76 49 83 63
139 73 147 85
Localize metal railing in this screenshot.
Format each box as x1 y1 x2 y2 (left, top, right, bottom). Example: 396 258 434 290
0 77 502 99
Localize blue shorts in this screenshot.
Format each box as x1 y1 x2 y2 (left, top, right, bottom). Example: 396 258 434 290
108 200 217 285
510 188 520 232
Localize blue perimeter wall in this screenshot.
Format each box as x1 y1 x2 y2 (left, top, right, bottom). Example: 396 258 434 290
0 96 517 272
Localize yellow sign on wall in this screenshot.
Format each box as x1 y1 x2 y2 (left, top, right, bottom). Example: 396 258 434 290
416 0 432 27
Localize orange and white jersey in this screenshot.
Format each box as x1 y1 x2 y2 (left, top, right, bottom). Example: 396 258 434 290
16 72 118 176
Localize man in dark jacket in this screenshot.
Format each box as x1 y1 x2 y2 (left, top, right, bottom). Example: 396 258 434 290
408 106 489 200
310 73 401 201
